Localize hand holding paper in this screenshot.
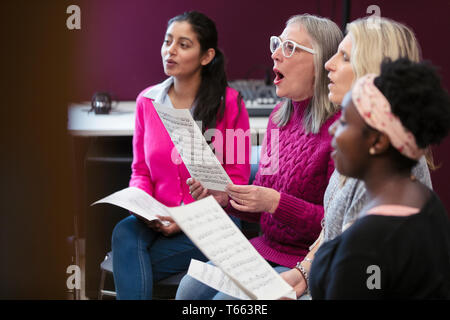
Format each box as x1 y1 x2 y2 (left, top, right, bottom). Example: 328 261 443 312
187 177 229 207
226 184 281 213
91 187 171 226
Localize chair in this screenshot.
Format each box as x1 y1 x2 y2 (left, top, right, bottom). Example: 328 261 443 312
240 145 263 238
98 251 187 300
98 251 116 299
153 271 187 299
249 145 262 184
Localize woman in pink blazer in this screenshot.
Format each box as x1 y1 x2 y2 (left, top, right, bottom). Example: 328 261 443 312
111 11 250 300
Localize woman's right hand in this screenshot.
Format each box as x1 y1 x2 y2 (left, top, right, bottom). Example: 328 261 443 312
280 268 308 298
187 178 229 207
131 213 163 231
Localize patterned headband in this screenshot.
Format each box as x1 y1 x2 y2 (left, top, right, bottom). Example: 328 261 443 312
351 74 425 160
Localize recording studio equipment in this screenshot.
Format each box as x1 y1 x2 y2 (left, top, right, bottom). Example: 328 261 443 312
90 92 113 114
228 80 282 117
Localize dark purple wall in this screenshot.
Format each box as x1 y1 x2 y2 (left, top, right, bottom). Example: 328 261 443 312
71 0 450 212
71 0 344 101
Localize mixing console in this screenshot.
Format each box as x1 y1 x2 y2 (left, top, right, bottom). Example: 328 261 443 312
228 80 282 116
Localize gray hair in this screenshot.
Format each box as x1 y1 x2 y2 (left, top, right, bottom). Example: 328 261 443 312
273 14 343 133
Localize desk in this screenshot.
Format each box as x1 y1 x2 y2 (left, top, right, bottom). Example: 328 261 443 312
68 101 270 138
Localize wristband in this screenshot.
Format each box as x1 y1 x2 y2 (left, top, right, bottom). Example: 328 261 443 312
295 261 309 287
303 257 313 264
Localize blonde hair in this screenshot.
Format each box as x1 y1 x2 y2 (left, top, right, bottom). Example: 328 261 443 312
346 17 436 170
273 14 343 134
347 17 421 79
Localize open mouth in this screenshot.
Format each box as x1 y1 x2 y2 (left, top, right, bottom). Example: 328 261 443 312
165 59 177 66
273 69 285 85
328 75 335 88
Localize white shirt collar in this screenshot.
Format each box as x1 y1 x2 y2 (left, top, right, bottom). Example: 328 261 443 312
142 77 196 115
142 77 174 107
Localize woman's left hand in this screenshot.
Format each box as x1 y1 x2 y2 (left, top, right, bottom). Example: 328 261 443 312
280 268 307 298
225 184 280 213
154 216 181 237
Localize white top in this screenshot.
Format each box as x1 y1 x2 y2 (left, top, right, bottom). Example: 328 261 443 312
143 77 195 115
143 77 174 107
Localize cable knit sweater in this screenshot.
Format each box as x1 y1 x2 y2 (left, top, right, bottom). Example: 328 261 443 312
227 99 340 268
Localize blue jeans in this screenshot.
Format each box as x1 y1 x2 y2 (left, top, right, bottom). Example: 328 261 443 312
112 215 241 300
175 261 290 300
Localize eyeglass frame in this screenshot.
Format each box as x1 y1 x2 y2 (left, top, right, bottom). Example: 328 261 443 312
270 36 316 57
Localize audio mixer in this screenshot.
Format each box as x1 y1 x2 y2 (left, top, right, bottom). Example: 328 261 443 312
228 80 282 117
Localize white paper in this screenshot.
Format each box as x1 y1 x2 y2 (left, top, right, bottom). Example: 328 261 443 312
187 259 250 300
153 102 232 191
91 187 170 225
92 187 296 300
169 196 296 300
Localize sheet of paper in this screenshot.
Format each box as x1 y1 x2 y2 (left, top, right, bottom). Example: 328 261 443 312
169 196 296 300
91 187 170 224
153 102 232 191
187 259 250 300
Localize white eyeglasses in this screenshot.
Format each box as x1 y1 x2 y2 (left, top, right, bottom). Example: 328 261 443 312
270 36 316 57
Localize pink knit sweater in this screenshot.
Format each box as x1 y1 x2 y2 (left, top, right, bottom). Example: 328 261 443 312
227 99 340 268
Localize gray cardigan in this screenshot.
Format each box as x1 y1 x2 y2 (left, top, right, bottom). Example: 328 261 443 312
323 156 432 242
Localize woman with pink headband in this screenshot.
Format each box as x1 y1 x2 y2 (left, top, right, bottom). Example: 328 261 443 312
309 58 450 299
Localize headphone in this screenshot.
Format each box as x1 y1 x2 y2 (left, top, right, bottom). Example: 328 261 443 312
90 92 112 114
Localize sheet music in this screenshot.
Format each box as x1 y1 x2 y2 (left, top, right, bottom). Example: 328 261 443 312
187 259 250 300
169 196 296 300
92 187 295 299
91 187 170 224
153 102 232 191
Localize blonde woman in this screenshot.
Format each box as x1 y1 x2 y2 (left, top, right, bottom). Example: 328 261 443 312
176 14 342 300
281 17 433 299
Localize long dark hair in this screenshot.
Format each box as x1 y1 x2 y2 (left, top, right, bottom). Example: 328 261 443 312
168 11 236 130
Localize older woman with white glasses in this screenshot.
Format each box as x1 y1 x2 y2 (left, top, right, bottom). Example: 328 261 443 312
270 35 317 56
176 13 343 300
